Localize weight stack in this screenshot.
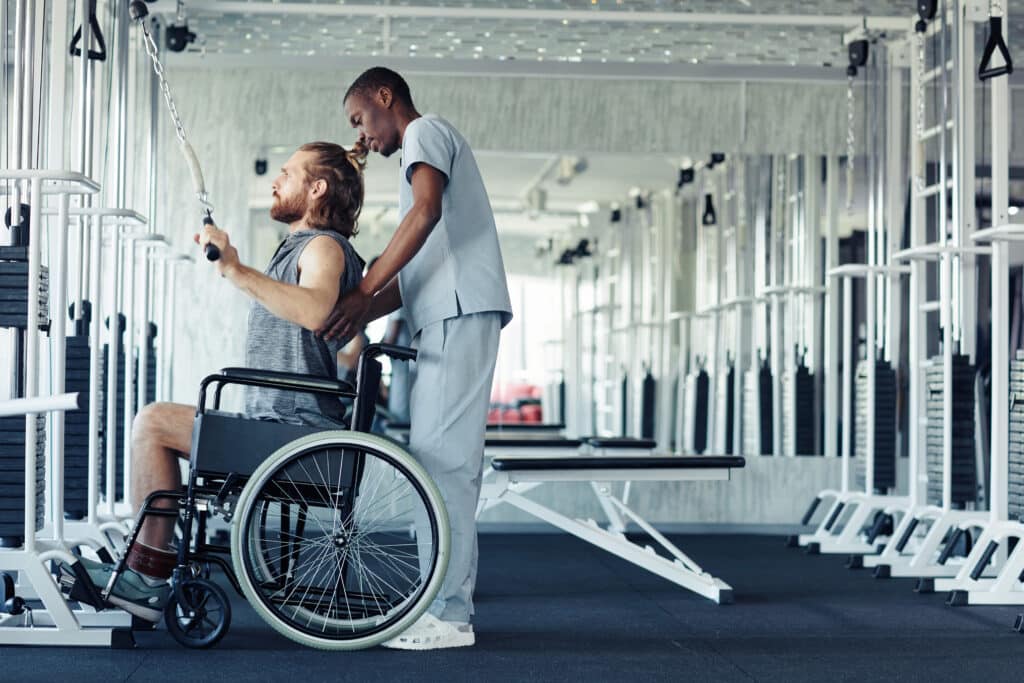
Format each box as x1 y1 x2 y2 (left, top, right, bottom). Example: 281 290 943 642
742 368 760 455
144 322 158 405
742 362 774 455
0 246 49 329
781 364 816 455
1008 351 1024 522
0 245 50 546
760 364 774 454
854 360 898 492
794 365 815 454
725 364 735 454
0 415 46 546
781 368 794 455
130 324 158 408
925 355 978 506
63 334 101 519
640 370 655 440
98 315 127 503
692 369 710 454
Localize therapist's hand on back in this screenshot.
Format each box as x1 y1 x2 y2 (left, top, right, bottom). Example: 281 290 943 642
318 281 373 341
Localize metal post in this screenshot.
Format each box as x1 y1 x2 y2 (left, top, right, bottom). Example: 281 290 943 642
46 0 71 170
19 0 35 172
989 4 1011 525
87 215 102 524
74 0 96 324
122 237 135 503
806 156 823 454
937 2 954 511
841 276 853 493
105 228 122 515
165 263 178 403
866 268 877 494
770 158 783 456
824 156 840 459
9 0 26 216
48 192 72 541
23 177 43 553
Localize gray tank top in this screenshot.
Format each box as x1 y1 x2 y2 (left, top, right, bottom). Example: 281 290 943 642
243 229 364 427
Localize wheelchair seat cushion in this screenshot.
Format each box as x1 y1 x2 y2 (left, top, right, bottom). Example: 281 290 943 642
190 411 327 478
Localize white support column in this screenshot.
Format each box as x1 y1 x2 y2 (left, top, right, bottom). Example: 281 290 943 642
988 10 1010 525
806 156 823 454
824 157 840 459
842 277 853 493
45 0 71 170
121 236 136 503
770 157 784 457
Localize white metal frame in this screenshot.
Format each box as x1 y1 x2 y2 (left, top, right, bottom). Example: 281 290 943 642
0 171 133 648
866 1 999 582
797 264 911 554
478 454 736 604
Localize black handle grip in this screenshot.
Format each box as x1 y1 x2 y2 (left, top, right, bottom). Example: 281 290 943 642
979 17 1013 81
800 497 822 526
201 214 221 261
969 540 999 581
364 343 418 363
937 528 964 565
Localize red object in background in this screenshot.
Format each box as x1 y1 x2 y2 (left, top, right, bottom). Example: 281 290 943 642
492 383 540 404
520 404 542 423
500 408 522 423
487 408 502 423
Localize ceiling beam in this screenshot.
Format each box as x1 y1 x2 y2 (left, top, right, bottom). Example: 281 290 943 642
173 2 910 31
166 52 853 83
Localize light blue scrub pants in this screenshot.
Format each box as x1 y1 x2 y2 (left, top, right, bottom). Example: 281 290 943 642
408 311 501 623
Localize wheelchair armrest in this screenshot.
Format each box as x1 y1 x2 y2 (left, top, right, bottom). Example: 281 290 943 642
197 368 356 413
219 367 355 395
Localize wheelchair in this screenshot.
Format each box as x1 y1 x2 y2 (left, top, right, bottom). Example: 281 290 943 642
63 343 449 650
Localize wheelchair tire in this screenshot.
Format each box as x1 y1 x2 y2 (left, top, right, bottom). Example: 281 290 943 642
164 578 232 649
230 431 450 650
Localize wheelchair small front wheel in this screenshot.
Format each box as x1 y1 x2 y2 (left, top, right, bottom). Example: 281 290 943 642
164 578 232 649
231 431 450 650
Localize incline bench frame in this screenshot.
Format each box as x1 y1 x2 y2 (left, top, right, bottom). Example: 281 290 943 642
478 441 745 605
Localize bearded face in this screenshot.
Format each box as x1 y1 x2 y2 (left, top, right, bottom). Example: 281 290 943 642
270 150 319 225
270 188 307 224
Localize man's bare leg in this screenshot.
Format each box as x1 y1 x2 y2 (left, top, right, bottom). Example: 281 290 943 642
130 402 195 550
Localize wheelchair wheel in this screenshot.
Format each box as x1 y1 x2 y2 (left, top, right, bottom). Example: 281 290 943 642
164 578 232 649
230 431 450 650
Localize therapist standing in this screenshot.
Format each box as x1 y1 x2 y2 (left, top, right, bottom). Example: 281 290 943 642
322 66 512 650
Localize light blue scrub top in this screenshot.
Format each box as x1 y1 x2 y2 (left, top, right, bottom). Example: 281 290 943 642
397 114 513 336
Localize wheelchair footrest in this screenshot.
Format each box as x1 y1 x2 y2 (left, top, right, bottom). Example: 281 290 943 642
58 561 108 611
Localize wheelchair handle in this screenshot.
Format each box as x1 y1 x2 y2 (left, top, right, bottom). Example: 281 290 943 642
202 214 221 261
364 343 417 363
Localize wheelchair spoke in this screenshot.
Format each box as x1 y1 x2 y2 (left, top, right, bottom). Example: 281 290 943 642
237 441 443 642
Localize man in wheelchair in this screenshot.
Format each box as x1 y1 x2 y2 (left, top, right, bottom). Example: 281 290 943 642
66 141 370 622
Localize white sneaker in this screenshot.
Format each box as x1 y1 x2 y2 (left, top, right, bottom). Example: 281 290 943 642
381 612 475 650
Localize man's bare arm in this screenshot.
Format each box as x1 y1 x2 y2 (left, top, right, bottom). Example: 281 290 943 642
199 225 345 331
358 163 445 298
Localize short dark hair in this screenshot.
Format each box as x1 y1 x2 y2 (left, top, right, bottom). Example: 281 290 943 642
343 67 414 108
298 141 367 238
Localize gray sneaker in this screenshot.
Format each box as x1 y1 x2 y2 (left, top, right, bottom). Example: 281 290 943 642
68 558 171 622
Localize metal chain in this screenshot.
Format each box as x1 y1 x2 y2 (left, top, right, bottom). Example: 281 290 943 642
137 17 212 209
138 20 187 146
139 20 187 145
915 30 927 191
845 73 855 212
